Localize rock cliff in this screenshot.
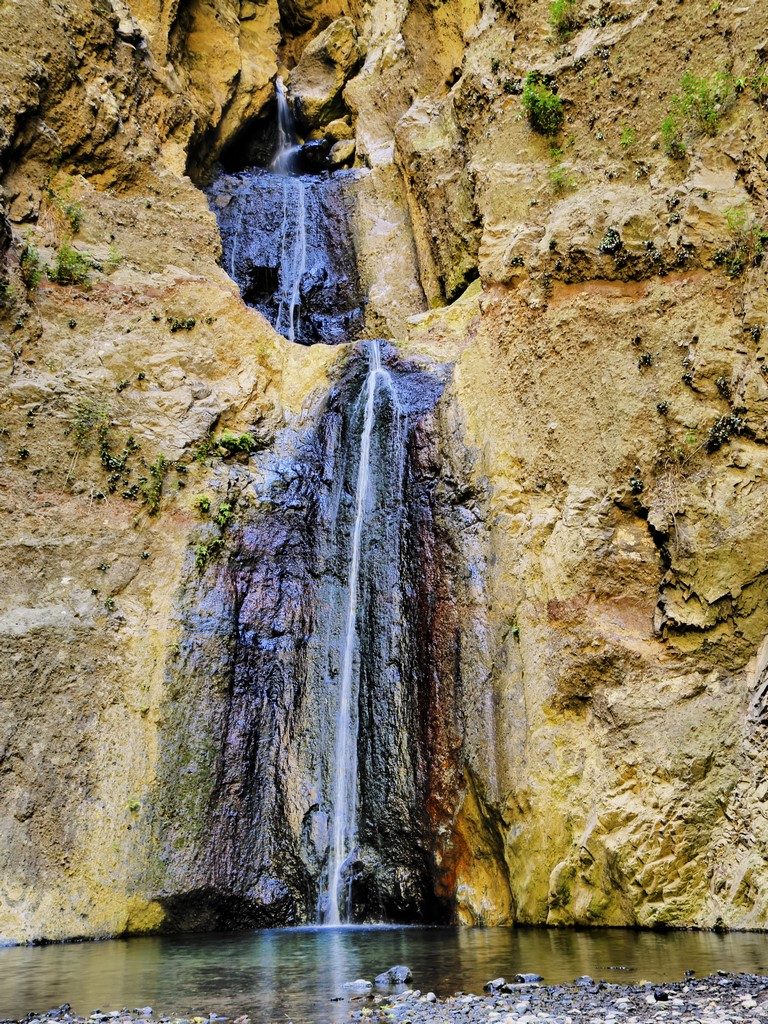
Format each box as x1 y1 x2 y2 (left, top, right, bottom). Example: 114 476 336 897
1 0 768 942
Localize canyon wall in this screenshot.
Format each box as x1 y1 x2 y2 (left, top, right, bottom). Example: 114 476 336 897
1 0 768 942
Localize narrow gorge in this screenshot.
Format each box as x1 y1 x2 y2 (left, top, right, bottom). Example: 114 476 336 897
2 0 768 951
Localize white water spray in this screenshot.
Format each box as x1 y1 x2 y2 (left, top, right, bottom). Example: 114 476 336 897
271 77 298 173
325 341 398 925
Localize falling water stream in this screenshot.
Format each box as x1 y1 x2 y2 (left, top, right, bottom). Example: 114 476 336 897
326 341 403 923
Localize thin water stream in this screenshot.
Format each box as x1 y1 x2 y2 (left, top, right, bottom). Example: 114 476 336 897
2 928 768 1022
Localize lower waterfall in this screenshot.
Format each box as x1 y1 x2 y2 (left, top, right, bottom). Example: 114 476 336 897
325 340 404 924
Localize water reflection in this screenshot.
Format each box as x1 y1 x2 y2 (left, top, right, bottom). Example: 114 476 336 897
1 926 767 1022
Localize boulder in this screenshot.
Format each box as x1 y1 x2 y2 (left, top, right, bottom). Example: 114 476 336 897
328 140 355 167
483 978 505 992
375 965 413 986
288 18 365 130
343 979 373 994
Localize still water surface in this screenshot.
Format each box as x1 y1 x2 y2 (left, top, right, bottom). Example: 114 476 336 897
2 926 767 1022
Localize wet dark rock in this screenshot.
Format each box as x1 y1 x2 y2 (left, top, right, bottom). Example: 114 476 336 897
295 139 332 172
515 973 543 984
207 167 364 345
149 342 474 927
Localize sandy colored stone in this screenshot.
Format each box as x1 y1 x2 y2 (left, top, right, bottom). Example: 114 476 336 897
288 17 365 130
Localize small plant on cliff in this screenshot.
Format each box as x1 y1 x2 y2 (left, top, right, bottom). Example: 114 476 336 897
19 239 43 290
549 0 579 39
195 537 224 572
168 316 196 332
47 178 84 234
619 124 637 149
72 399 109 452
714 205 768 277
140 455 168 515
661 70 734 157
521 72 564 135
215 502 233 528
706 413 746 453
193 494 212 515
49 244 93 286
217 430 257 457
549 163 576 194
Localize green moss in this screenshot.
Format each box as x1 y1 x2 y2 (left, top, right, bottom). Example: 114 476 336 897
522 72 564 135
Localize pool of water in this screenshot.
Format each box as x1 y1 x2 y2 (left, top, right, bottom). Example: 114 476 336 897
1 926 767 1022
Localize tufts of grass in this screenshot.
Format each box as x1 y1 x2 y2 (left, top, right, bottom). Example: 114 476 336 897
661 71 734 158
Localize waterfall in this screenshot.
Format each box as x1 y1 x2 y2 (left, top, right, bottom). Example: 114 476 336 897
192 77 461 931
208 77 363 345
325 341 395 924
271 76 298 174
275 177 307 343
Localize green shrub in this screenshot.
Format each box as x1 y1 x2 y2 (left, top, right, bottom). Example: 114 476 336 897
662 70 734 158
217 430 256 456
549 0 578 39
19 240 43 290
62 201 83 234
193 494 211 514
521 72 564 135
49 244 93 286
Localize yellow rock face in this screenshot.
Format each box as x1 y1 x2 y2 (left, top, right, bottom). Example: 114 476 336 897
2 0 768 942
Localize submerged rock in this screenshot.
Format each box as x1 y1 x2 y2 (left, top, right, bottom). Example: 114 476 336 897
343 979 373 994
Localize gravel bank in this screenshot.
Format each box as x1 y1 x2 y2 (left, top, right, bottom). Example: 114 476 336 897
351 973 768 1024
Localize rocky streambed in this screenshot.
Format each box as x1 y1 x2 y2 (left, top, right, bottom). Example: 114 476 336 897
4 974 768 1024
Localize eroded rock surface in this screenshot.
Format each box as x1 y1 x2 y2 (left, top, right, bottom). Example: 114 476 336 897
1 0 768 942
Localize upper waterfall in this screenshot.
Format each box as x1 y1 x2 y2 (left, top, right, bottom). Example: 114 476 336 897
207 79 364 346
